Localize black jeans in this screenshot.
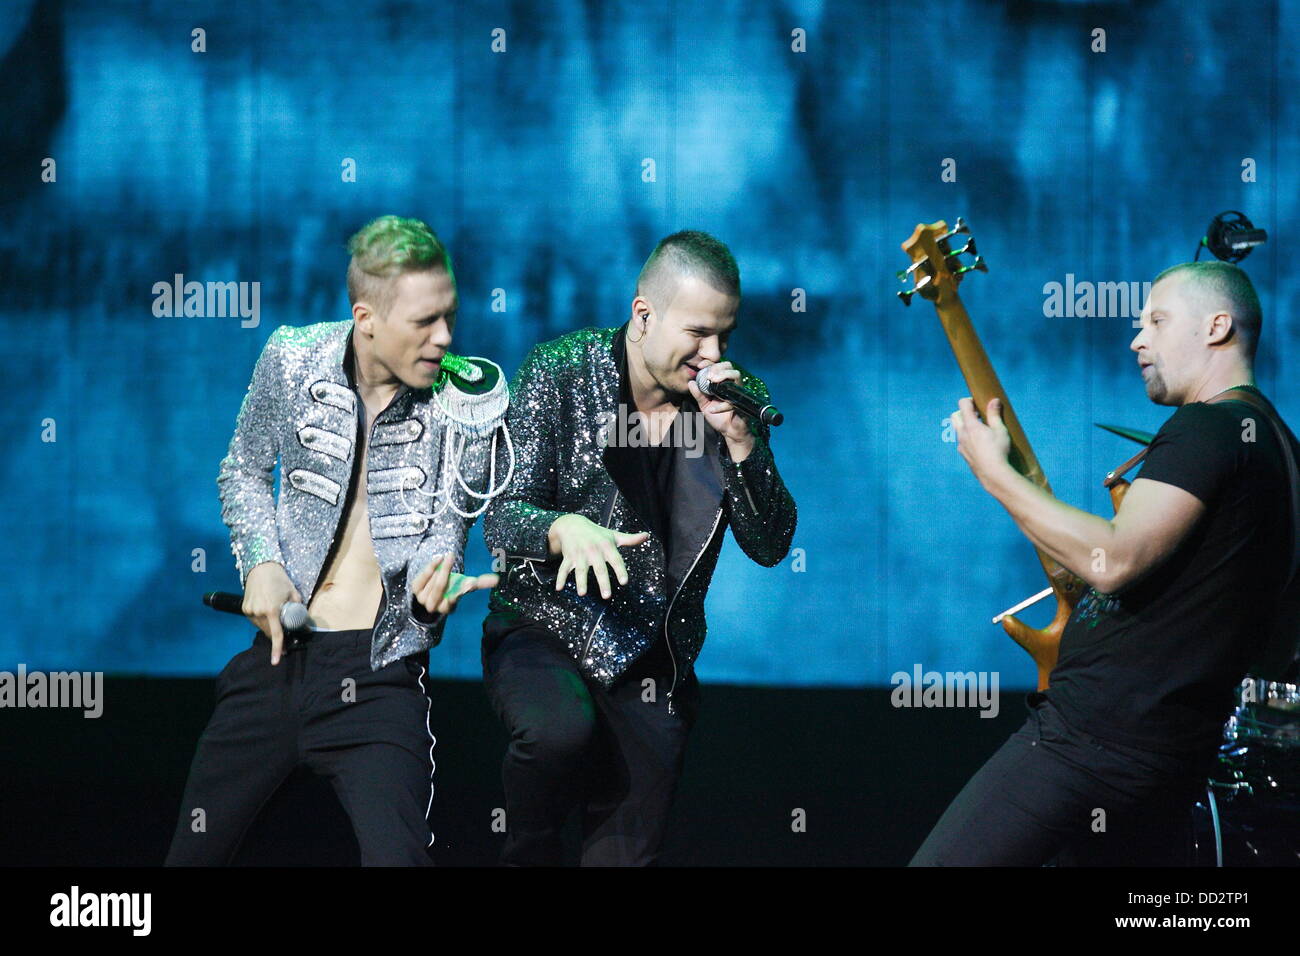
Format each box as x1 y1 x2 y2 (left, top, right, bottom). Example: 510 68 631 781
165 629 436 866
910 693 1214 866
482 615 699 866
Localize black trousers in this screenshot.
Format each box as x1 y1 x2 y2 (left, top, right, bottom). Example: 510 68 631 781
910 693 1214 866
165 629 436 866
482 616 699 866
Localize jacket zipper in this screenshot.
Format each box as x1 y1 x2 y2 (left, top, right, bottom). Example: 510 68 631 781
507 555 547 586
662 504 723 715
579 489 620 665
738 471 759 515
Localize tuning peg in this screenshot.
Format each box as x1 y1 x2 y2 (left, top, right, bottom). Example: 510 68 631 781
897 260 932 284
950 256 988 281
940 217 971 243
944 241 978 273
896 273 934 305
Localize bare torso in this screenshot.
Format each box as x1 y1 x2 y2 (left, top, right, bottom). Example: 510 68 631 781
307 386 392 629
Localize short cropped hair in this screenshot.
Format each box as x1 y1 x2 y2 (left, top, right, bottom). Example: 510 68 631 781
636 230 740 313
346 216 452 317
1154 261 1262 359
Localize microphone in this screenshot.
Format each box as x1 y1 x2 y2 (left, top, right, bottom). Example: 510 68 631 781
695 364 784 427
203 592 310 632
1196 210 1267 263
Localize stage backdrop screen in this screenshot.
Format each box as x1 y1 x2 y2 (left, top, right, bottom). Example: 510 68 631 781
2 0 1295 687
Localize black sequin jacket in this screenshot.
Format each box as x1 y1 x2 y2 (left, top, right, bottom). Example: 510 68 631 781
483 324 797 706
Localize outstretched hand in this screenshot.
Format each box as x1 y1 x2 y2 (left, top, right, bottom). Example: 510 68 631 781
547 514 649 599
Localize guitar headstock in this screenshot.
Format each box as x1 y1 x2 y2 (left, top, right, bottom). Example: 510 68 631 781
895 217 987 306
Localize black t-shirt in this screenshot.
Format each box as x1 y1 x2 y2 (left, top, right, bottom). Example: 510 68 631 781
1048 392 1296 753
612 332 687 667
616 336 679 561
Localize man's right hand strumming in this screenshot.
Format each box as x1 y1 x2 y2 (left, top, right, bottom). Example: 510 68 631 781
243 562 304 666
547 514 649 599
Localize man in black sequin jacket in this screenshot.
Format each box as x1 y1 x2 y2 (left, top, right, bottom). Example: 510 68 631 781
481 231 797 865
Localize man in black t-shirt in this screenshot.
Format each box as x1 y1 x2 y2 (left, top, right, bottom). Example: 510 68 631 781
911 260 1297 866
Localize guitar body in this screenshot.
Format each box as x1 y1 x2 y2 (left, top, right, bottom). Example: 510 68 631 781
1001 591 1072 691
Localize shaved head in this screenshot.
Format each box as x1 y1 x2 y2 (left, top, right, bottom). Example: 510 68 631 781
636 230 740 314
1152 261 1262 359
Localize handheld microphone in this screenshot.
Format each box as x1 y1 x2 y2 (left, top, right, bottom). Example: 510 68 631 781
695 365 784 427
203 592 310 632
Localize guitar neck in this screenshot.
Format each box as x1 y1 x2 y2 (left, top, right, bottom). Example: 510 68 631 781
937 291 1052 493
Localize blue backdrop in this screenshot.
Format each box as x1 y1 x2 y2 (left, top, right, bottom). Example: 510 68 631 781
2 0 1295 687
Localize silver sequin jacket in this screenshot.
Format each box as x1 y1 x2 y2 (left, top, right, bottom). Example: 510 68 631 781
217 320 508 670
484 325 797 707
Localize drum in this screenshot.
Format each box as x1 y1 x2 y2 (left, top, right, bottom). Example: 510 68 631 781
1193 677 1300 866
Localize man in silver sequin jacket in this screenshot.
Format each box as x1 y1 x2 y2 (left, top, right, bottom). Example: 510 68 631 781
480 230 796 865
215 317 507 670
166 217 508 866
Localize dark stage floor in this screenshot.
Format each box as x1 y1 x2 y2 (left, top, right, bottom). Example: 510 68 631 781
2 677 1039 866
